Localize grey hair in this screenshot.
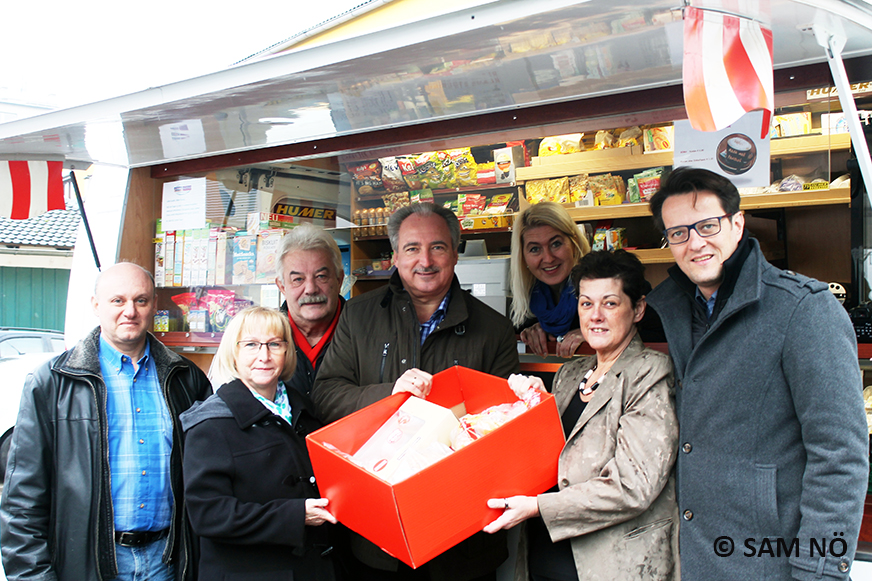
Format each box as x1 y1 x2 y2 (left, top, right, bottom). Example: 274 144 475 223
387 203 461 252
275 222 343 281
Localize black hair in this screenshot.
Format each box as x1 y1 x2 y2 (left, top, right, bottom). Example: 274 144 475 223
648 167 741 231
570 249 648 306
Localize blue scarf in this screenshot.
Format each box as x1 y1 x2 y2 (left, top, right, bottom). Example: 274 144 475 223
529 279 576 336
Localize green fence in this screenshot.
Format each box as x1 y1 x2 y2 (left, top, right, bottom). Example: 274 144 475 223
0 267 69 331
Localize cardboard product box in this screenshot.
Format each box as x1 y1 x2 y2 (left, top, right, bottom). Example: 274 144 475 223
770 112 811 138
206 229 218 286
173 231 184 287
194 228 209 287
256 228 285 283
164 231 175 288
154 237 165 288
246 212 296 234
232 233 257 285
460 215 511 231
306 366 565 569
182 230 195 287
215 231 230 286
494 145 525 184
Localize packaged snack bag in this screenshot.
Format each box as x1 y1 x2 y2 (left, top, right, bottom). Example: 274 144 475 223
538 134 584 156
525 179 550 204
448 148 477 187
205 289 236 332
349 161 384 196
617 126 642 147
398 156 424 190
593 130 616 150
415 151 455 190
476 162 496 184
634 167 665 201
569 174 589 203
380 156 407 193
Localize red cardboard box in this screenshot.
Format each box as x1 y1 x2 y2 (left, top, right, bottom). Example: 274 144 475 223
306 366 565 569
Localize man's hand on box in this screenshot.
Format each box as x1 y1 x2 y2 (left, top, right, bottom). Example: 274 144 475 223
304 498 337 526
392 368 433 399
483 496 539 533
507 374 546 399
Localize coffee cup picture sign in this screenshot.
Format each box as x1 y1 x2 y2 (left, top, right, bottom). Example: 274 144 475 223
717 133 758 174
673 110 770 188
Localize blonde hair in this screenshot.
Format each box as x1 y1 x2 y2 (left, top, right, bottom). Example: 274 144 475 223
509 202 590 327
208 306 297 388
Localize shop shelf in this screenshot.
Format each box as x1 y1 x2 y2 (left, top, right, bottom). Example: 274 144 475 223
516 133 852 182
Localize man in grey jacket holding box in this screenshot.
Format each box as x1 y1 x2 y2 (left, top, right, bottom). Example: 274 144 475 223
646 167 868 581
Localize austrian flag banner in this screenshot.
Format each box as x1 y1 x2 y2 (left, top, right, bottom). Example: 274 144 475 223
683 5 774 138
0 160 65 219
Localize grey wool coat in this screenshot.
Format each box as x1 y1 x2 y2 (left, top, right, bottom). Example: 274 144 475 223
517 334 680 581
647 238 868 581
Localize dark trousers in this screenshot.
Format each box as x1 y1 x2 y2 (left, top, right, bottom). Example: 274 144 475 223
351 560 498 581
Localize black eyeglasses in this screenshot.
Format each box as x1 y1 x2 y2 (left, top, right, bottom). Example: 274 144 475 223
236 341 288 354
662 214 735 246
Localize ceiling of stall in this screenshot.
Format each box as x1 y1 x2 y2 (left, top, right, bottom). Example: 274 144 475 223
0 0 870 169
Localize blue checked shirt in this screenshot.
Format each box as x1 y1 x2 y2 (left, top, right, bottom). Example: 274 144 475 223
100 336 173 532
420 290 451 345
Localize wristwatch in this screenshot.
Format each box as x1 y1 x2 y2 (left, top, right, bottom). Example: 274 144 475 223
556 335 565 343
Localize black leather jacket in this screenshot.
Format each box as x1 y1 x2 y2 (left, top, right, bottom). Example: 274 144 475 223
0 327 211 581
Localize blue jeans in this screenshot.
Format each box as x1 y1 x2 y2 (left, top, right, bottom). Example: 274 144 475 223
109 539 175 581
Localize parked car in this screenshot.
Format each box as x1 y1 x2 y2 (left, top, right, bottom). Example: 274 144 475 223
0 334 65 484
0 328 65 358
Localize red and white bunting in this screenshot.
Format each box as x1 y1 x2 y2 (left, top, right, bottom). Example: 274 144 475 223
683 5 774 138
0 160 65 220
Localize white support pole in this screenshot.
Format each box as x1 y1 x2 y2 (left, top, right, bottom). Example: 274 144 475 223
814 24 872 206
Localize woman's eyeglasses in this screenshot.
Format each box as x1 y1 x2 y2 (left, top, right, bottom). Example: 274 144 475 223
662 214 735 246
236 341 288 353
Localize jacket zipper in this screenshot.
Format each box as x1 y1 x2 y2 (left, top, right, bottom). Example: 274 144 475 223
379 343 390 383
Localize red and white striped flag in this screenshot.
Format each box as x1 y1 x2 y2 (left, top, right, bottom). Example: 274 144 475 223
0 160 65 219
683 5 773 138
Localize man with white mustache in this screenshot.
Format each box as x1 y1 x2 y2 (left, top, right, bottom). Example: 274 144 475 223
275 222 346 398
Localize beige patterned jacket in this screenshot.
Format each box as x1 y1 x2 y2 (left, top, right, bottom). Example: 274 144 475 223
517 333 680 581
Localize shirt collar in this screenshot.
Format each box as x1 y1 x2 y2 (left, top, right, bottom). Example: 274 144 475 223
99 334 150 368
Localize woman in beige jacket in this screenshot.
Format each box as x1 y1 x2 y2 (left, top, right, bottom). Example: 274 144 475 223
485 249 679 581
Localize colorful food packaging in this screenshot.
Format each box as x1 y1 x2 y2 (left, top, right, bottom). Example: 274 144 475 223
458 193 486 216
643 126 674 152
448 148 478 187
569 174 589 203
476 162 496 185
538 134 584 156
590 174 623 205
525 177 570 204
398 156 424 190
204 289 236 332
349 161 384 196
382 191 411 214
410 189 435 204
483 194 514 215
415 151 455 190
380 156 407 193
634 167 665 201
232 233 257 285
593 130 616 150
592 227 627 251
617 126 642 148
627 178 642 203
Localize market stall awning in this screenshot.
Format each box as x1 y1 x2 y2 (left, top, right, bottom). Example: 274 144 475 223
0 0 870 169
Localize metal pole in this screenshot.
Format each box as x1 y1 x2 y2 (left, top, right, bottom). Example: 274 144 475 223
69 171 101 272
814 24 872 205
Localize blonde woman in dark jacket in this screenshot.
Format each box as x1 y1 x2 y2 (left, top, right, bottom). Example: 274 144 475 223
181 306 339 581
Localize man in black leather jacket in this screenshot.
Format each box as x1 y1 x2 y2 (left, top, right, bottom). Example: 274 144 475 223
0 263 211 581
